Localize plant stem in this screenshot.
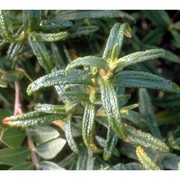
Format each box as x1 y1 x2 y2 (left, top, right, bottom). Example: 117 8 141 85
14 80 40 170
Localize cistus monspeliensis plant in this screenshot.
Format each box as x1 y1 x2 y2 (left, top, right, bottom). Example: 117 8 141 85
0 10 180 170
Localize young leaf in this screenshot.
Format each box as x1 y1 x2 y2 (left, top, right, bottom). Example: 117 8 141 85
27 69 92 95
40 19 73 31
36 137 66 159
138 88 161 138
136 146 160 170
64 114 79 153
125 125 170 153
28 36 54 72
103 23 131 60
115 49 165 70
31 31 68 42
2 111 64 127
82 103 102 153
112 71 180 93
0 147 30 166
66 56 109 72
103 126 118 161
1 127 26 149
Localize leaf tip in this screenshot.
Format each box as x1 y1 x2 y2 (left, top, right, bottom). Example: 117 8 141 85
2 117 11 126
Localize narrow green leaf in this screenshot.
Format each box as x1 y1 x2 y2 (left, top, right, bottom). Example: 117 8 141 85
103 126 118 161
103 23 131 60
30 125 60 144
31 31 68 42
110 162 144 170
99 78 126 139
82 103 102 153
2 69 25 81
0 78 7 88
34 103 65 114
115 49 165 70
40 161 64 170
9 162 34 170
1 127 26 148
28 37 54 72
125 125 170 153
70 26 99 38
36 137 66 160
2 111 64 127
171 30 180 48
112 71 180 93
163 153 180 170
0 147 30 166
27 69 92 95
40 19 73 31
23 10 41 31
164 50 180 64
7 42 23 60
173 21 180 31
64 114 79 153
136 146 160 170
58 10 135 22
76 148 94 170
139 88 161 138
66 56 109 72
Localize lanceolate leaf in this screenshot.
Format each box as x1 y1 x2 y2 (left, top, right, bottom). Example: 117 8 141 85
7 42 23 60
64 114 79 153
138 88 161 138
125 125 170 153
36 137 66 159
2 70 25 81
27 69 92 95
66 56 109 72
40 161 64 170
0 147 30 166
2 111 64 127
99 78 126 139
112 71 180 93
82 103 102 153
29 37 54 72
103 23 131 60
136 146 160 170
31 31 68 42
115 49 165 70
103 126 118 161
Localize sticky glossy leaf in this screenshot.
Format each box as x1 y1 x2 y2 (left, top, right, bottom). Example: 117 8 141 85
125 125 170 153
2 69 25 81
103 126 118 161
40 161 64 170
112 71 180 93
82 103 102 153
31 31 68 42
110 162 144 170
36 137 66 159
115 49 165 70
66 56 109 72
29 37 54 72
27 69 92 95
58 10 135 22
103 23 131 60
136 146 160 170
40 19 73 31
34 103 65 114
99 78 126 139
7 42 23 60
2 111 64 127
1 127 26 148
30 125 60 144
64 114 79 153
0 147 30 166
70 26 99 38
139 88 161 138
9 162 34 170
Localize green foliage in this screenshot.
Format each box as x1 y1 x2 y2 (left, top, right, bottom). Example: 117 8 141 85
0 10 180 170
